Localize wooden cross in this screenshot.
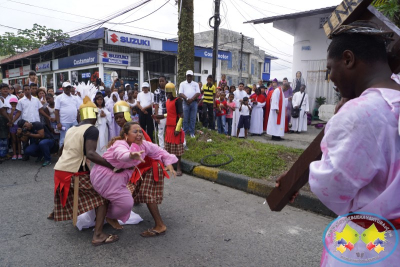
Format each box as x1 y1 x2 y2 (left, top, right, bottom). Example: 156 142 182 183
267 0 400 211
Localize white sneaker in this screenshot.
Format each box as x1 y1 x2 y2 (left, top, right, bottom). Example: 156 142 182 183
190 134 195 138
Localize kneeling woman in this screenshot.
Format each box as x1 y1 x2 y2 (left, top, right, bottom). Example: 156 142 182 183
90 121 178 229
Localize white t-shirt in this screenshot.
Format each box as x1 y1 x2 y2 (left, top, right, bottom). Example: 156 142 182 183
0 94 12 108
137 91 154 108
240 104 250 116
55 93 80 123
16 96 41 122
179 80 200 99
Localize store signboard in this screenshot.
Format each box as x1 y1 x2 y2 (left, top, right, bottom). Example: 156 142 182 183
35 61 51 72
82 73 91 78
106 30 162 51
5 65 31 78
162 40 231 61
101 51 130 65
58 51 98 69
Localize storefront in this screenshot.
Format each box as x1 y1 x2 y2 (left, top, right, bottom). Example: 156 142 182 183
35 61 53 89
5 65 32 86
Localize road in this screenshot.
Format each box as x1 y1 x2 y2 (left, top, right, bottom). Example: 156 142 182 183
0 159 331 267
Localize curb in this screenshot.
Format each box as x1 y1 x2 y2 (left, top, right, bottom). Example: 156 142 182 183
181 159 336 218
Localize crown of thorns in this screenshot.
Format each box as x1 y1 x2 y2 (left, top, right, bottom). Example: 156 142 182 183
332 21 394 41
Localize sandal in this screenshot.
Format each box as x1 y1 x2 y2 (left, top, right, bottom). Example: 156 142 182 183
47 212 54 220
140 229 166 238
92 234 119 246
176 171 183 176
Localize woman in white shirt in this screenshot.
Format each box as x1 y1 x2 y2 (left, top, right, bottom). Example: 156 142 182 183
94 94 111 155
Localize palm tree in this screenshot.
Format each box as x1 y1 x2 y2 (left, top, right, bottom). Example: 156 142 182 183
177 0 194 85
373 0 400 27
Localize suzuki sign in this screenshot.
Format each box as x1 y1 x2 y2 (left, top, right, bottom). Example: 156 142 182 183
106 31 162 51
35 61 51 72
101 51 130 65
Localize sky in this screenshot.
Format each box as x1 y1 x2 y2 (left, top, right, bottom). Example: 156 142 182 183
0 0 342 80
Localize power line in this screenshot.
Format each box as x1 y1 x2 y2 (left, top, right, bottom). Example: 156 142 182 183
117 0 170 25
252 0 302 12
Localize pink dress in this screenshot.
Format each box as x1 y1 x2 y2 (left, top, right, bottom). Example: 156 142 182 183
309 87 400 266
90 140 178 222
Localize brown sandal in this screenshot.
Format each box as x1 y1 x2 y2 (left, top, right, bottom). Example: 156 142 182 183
92 234 119 246
140 229 166 238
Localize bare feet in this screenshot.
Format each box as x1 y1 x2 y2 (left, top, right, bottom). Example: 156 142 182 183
106 217 123 230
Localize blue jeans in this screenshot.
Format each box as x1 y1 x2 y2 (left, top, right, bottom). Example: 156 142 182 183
217 115 227 134
59 121 78 147
183 101 198 135
226 118 233 136
24 139 54 161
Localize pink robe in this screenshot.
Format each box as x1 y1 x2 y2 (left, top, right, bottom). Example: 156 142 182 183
90 140 178 222
309 87 400 266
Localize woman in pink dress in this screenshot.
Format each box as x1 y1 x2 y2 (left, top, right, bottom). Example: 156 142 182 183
90 122 178 228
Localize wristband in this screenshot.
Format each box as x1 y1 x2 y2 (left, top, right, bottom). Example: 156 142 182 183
175 117 183 132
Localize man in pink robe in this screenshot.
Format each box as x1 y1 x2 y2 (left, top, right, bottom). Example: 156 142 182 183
308 22 400 266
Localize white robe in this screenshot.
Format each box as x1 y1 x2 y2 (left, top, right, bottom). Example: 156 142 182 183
95 107 111 155
231 90 248 137
291 91 309 132
267 88 287 137
249 100 266 134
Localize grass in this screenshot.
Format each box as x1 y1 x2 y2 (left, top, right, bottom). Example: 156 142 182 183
183 129 303 181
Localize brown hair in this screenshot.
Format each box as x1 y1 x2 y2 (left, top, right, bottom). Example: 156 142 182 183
37 88 46 97
107 121 140 148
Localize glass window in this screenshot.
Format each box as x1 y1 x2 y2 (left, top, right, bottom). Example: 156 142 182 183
56 72 69 89
144 52 176 75
265 62 270 74
194 57 201 74
41 74 53 90
104 68 140 89
251 62 255 75
227 57 232 70
70 68 99 85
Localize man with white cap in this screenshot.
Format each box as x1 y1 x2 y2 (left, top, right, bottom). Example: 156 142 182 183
137 82 155 142
55 81 81 147
179 70 200 138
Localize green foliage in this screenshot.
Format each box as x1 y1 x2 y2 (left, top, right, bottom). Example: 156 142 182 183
0 23 69 56
177 0 194 85
315 97 327 106
183 129 303 180
373 0 400 27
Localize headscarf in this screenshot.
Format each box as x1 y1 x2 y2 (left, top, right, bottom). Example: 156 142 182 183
105 92 121 111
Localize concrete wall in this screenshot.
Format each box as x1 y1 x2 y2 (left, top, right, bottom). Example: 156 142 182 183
274 13 331 83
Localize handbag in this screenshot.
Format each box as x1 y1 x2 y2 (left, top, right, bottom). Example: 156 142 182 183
291 92 306 118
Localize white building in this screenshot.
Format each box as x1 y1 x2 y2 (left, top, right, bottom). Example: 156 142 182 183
246 6 338 112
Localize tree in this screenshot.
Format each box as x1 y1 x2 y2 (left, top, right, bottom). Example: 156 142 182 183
373 0 400 27
177 0 194 85
0 23 69 56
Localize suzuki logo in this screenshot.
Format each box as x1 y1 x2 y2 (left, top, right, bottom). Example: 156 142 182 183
110 34 118 43
102 52 108 58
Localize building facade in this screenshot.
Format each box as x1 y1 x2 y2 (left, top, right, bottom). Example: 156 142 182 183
194 29 277 86
1 28 232 91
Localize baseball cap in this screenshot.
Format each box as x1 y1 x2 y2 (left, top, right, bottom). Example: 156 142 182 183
62 81 72 88
9 97 18 103
125 84 131 88
186 70 194 76
142 82 150 88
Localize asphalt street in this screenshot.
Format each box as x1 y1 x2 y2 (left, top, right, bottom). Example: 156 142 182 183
0 159 331 267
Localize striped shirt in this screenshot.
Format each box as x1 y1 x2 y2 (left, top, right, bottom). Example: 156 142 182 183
202 84 216 104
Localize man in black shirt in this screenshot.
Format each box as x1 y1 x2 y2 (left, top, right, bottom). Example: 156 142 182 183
17 119 55 167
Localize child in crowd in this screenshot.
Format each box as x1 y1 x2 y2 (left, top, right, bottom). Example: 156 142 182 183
28 71 38 85
216 92 227 135
224 85 230 96
229 85 236 94
8 97 22 160
44 94 59 140
127 90 137 113
218 74 228 88
131 106 140 123
237 97 252 139
226 93 236 136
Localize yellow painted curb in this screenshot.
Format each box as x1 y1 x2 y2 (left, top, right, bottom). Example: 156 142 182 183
247 180 274 197
192 166 219 181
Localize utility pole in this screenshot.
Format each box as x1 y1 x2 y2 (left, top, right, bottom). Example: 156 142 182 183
238 33 244 83
210 0 221 85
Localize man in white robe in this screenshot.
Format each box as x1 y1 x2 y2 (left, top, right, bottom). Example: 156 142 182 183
291 85 309 133
231 83 248 137
267 86 287 141
249 87 266 135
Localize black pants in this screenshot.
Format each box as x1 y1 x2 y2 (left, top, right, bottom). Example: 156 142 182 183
202 102 215 129
139 107 154 142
